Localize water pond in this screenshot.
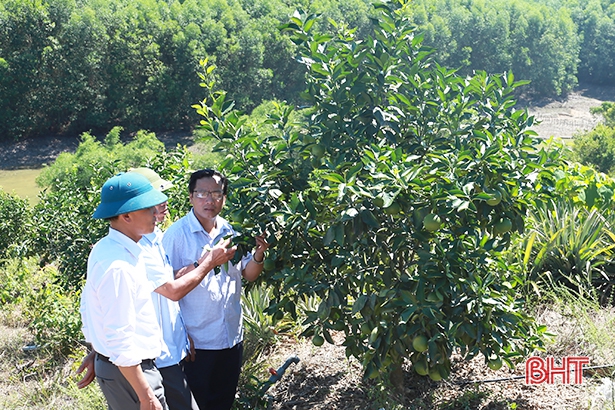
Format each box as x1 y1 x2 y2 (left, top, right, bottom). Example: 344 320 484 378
0 168 43 204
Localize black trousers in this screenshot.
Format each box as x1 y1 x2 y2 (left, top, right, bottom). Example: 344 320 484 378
183 343 243 410
159 362 199 410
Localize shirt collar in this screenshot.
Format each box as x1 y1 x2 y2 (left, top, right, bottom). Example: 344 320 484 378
107 227 144 259
187 209 234 241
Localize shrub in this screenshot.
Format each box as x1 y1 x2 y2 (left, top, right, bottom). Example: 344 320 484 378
0 189 33 261
573 124 615 176
30 129 194 290
591 102 615 128
24 266 83 356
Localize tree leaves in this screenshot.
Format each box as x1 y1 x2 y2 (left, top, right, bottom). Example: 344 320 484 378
194 1 549 382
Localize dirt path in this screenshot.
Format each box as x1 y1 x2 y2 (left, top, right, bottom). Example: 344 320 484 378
523 84 615 140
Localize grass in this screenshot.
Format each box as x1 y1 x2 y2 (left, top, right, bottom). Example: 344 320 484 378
0 321 105 410
535 288 615 367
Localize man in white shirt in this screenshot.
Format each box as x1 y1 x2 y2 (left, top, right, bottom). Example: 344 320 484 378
81 172 171 410
162 169 270 410
78 168 236 410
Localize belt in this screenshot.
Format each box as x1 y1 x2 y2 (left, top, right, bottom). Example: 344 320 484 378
96 354 155 366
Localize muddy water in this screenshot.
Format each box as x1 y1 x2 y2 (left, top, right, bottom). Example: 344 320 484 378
0 169 42 204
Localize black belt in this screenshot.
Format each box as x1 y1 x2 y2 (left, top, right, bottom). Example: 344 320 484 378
96 353 155 366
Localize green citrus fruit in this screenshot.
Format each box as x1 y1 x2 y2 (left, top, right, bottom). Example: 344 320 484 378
494 218 512 234
311 144 325 158
274 310 284 320
373 197 384 208
332 321 346 331
428 367 443 381
414 358 429 376
263 259 275 271
312 335 324 346
384 202 401 215
486 190 502 206
229 210 246 224
488 357 503 371
423 213 442 231
412 335 429 353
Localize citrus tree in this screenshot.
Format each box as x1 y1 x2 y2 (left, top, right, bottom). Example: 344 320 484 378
194 0 551 385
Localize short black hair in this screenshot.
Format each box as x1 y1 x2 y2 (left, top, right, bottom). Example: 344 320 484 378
189 169 228 195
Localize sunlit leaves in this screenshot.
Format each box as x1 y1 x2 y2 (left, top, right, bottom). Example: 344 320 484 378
194 0 549 382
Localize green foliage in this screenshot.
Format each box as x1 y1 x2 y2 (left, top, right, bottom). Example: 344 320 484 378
24 267 83 356
3 0 614 142
36 127 165 190
0 257 40 316
0 258 82 355
30 129 193 290
404 0 580 97
520 199 615 298
0 0 376 140
195 1 551 383
573 123 615 176
576 1 615 85
591 101 615 128
510 147 615 301
0 189 32 260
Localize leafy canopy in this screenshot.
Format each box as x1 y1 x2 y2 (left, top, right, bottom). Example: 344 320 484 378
194 0 551 381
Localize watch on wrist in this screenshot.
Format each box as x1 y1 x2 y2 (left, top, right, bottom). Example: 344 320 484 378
253 253 264 264
193 261 199 268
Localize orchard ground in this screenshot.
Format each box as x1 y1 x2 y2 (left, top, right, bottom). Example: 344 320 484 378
2 85 615 409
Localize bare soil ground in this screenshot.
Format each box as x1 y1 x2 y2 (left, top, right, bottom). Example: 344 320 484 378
263 307 610 410
521 83 615 140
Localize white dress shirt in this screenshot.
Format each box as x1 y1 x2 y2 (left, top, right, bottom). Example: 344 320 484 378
140 227 189 368
162 210 251 350
80 228 162 367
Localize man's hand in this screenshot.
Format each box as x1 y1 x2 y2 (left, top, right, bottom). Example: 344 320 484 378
254 234 270 257
243 234 270 282
187 334 196 362
76 350 96 389
252 234 270 265
200 237 236 268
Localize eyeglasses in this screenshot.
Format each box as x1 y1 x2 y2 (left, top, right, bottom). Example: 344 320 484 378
193 190 224 200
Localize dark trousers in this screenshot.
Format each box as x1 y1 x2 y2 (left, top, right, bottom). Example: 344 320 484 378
159 363 200 410
95 354 168 410
183 343 243 410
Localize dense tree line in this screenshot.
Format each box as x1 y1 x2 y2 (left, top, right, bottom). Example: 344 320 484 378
1 0 615 141
0 0 375 140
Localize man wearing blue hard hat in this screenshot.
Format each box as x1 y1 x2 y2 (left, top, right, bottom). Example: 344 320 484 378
80 172 170 410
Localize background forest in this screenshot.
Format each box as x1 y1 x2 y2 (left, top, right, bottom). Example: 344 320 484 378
1 0 615 141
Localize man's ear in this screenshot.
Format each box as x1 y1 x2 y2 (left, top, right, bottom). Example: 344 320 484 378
119 213 132 223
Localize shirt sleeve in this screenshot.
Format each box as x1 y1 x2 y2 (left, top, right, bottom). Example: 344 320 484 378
162 227 184 271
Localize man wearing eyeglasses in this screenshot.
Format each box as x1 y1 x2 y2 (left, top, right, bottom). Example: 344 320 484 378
162 169 269 410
